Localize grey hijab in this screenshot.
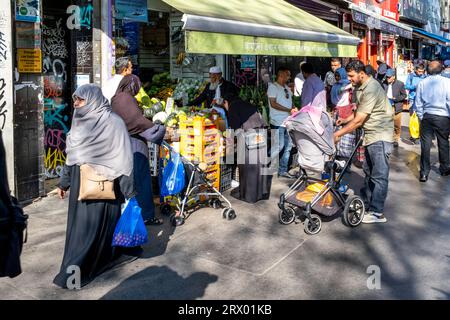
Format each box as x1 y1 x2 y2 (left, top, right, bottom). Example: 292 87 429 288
65 84 133 180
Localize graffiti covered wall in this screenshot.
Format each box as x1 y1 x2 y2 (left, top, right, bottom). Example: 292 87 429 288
0 3 15 191
42 0 94 179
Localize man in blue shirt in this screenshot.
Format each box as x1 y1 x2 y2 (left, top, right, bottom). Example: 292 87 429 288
415 61 450 182
442 60 450 79
406 63 427 144
301 62 326 108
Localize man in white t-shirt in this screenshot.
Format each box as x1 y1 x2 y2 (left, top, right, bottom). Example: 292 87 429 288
294 61 306 97
267 66 297 178
102 57 133 103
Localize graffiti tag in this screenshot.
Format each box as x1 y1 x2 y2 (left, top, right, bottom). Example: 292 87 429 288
44 100 69 133
0 31 7 63
0 78 6 129
66 4 93 30
45 128 66 150
44 148 66 178
76 41 91 66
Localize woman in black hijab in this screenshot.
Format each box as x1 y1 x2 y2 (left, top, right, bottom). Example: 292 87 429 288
222 93 272 204
111 74 166 225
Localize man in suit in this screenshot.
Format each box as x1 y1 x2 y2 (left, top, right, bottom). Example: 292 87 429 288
383 69 407 148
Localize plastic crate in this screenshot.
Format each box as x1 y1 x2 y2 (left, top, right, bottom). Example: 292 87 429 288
220 164 234 192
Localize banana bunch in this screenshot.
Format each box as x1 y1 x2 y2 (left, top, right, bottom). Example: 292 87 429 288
156 87 174 101
176 52 186 65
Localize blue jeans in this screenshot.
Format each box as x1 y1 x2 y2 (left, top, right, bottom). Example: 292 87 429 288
271 125 293 174
361 141 393 213
133 152 155 220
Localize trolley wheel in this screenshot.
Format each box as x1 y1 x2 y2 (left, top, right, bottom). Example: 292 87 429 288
160 203 172 216
170 213 185 227
209 198 222 209
222 208 236 220
279 206 296 225
343 195 365 227
304 214 322 235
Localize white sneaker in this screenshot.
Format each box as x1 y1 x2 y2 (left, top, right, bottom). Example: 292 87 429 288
362 211 387 224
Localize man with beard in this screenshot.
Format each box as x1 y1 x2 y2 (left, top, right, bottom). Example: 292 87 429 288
189 66 239 109
334 60 394 224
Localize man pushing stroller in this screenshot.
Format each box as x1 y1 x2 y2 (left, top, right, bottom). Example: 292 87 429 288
334 61 394 224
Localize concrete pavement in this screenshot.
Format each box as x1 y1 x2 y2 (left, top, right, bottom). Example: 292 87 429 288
1 115 450 300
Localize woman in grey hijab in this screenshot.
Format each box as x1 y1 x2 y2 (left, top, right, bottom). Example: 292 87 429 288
53 84 135 289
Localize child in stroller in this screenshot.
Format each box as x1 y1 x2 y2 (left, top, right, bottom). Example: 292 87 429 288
278 100 365 235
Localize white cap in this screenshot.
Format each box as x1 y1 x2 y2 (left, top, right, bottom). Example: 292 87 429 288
209 66 222 74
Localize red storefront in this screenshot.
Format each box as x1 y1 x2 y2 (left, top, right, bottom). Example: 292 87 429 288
350 0 409 68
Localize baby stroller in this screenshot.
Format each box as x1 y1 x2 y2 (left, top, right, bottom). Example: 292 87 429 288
278 111 365 235
159 142 237 227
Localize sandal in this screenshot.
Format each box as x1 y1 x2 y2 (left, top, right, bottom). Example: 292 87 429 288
144 218 164 225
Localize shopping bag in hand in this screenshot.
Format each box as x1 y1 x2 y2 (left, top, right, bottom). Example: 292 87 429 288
112 197 148 247
160 151 185 197
409 112 420 139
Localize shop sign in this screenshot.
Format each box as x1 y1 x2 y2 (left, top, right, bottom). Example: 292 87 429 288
352 10 412 39
185 31 358 58
240 55 256 69
17 48 42 73
15 0 40 23
423 0 442 36
115 0 148 23
16 22 41 49
352 0 399 21
399 0 426 23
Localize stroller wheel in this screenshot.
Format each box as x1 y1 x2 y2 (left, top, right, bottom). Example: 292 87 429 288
304 214 322 235
160 203 173 216
222 208 237 220
343 195 365 227
170 213 185 227
209 198 222 209
279 207 296 225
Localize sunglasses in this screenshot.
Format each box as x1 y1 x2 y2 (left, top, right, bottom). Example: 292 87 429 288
284 88 289 99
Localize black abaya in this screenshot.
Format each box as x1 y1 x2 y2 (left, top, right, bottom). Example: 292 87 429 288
53 165 133 288
231 140 273 204
226 99 272 204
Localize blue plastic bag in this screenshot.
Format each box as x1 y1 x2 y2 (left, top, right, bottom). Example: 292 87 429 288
160 151 185 197
112 197 148 247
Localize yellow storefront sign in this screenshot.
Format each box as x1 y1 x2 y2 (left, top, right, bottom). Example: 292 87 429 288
18 48 42 73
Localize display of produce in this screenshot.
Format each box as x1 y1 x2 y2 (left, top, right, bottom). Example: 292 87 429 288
146 72 176 99
239 85 270 125
172 78 206 103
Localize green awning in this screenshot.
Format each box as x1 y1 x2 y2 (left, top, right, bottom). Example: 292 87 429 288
186 31 357 57
162 0 359 57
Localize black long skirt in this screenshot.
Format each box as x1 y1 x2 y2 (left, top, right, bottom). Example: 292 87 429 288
53 165 124 289
231 142 273 204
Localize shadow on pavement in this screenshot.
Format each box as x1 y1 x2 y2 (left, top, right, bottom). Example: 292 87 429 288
100 265 218 300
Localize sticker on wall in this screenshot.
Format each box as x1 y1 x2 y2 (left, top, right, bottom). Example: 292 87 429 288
75 74 90 89
16 0 40 23
17 48 42 73
16 22 41 48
